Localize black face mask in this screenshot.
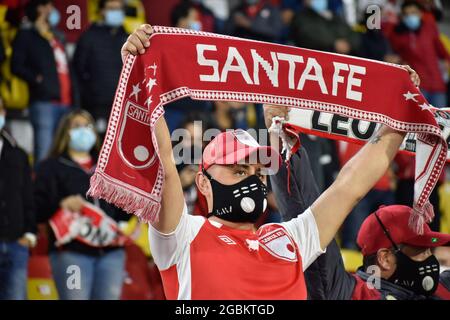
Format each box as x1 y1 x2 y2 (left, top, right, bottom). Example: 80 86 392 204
204 171 268 223
388 250 440 296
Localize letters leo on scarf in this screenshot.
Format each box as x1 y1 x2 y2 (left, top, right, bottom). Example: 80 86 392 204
88 26 447 235
283 107 450 161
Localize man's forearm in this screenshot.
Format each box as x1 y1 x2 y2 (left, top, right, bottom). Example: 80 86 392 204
336 126 405 204
312 126 406 249
151 116 185 233
154 116 175 170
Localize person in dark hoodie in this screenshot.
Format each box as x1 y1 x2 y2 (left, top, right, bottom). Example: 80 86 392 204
34 109 129 300
11 0 78 162
267 103 450 300
73 0 129 134
0 97 36 300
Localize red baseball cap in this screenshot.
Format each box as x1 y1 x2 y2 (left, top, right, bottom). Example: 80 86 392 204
357 205 450 256
201 129 281 174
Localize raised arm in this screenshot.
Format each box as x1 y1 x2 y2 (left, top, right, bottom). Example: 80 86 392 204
121 25 184 233
265 105 355 300
312 126 406 250
152 117 185 233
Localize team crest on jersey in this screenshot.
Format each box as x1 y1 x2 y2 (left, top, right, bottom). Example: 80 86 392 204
259 228 297 262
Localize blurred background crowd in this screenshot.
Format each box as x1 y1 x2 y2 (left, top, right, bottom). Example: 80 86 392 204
0 0 449 300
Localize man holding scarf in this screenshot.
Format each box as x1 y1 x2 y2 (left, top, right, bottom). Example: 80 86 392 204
119 25 419 300
266 106 450 300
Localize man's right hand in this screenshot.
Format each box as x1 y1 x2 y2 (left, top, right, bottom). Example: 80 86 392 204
263 104 292 154
121 24 153 63
263 104 290 129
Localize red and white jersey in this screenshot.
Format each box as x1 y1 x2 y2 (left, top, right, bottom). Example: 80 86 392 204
149 204 324 300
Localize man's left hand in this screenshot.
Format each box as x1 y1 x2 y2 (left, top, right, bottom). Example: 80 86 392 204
402 65 420 87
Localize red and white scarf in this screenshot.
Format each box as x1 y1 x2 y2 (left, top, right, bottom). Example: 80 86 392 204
49 203 129 248
87 26 447 234
281 107 450 162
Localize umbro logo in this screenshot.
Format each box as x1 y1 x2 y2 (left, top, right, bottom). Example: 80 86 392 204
218 235 236 245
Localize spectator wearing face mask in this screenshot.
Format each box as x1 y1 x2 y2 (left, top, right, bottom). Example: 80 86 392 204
272 133 450 299
385 0 450 108
34 109 130 300
11 0 78 162
73 0 129 135
0 98 36 300
171 1 204 32
187 0 216 32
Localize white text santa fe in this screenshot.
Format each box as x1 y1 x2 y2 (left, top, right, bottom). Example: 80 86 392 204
196 44 367 102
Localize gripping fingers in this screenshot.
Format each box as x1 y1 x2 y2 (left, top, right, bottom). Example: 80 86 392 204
139 24 153 35
128 34 146 54
134 29 151 50
402 65 420 87
124 41 139 56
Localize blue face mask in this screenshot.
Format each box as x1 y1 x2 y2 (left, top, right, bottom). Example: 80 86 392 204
105 9 125 27
69 127 97 152
310 0 328 13
189 21 202 31
403 14 421 31
48 8 60 27
0 115 5 131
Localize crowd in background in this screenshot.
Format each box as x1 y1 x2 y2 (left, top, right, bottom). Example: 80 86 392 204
0 0 450 300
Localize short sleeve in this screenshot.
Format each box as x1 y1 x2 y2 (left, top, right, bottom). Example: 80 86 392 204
280 207 325 270
148 203 205 270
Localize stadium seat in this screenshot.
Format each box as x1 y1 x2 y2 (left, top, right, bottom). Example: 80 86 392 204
340 249 363 273
27 255 59 300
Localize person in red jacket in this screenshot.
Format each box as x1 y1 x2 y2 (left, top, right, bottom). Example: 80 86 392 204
385 0 450 108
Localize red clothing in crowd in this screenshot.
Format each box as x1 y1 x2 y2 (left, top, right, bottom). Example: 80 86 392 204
75 157 94 173
50 38 72 106
384 16 450 93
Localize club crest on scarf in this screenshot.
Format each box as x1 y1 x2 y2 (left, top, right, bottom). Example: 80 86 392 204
118 100 157 169
117 61 159 169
